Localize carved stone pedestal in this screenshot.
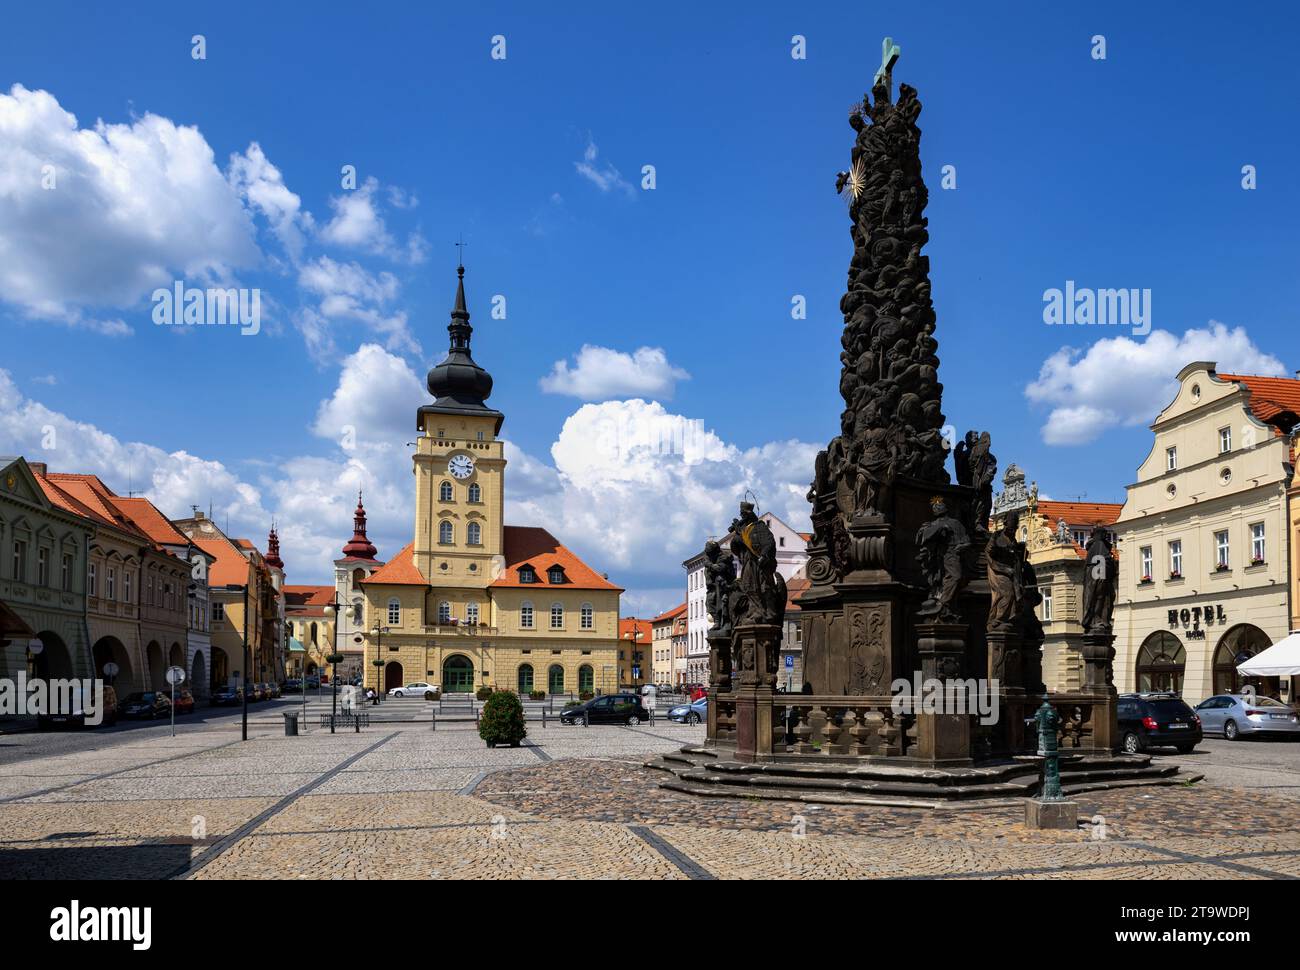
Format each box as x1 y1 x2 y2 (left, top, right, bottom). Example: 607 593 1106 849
914 622 972 766
1025 798 1078 830
705 630 732 745
731 623 781 764
987 629 1026 754
1081 632 1119 753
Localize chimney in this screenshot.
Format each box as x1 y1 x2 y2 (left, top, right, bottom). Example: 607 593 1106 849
28 461 47 476
194 510 206 520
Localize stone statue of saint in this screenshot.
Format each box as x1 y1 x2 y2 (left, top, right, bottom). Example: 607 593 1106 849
1081 526 1118 635
702 539 736 639
915 496 970 623
986 511 1025 633
728 502 787 627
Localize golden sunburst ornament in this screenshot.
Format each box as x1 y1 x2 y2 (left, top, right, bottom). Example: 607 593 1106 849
840 158 867 206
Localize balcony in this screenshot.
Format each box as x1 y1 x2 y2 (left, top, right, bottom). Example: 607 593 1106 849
425 623 499 636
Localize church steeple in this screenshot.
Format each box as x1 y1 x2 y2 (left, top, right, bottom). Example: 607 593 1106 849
418 263 504 434
264 522 284 570
341 491 379 561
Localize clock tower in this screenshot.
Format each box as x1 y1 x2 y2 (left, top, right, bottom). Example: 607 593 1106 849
413 264 506 588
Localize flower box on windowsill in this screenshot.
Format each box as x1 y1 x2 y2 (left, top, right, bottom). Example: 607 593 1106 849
1214 564 1231 573
1139 577 1154 586
1168 572 1183 581
1249 559 1266 568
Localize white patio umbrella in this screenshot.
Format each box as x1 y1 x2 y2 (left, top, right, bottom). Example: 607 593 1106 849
1236 631 1300 677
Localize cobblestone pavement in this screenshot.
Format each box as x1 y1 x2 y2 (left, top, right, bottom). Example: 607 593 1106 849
1 712 1297 879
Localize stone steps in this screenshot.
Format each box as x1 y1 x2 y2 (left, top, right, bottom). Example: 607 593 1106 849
645 746 1191 806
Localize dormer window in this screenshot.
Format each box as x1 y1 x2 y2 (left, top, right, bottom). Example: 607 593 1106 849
518 565 537 584
548 566 566 585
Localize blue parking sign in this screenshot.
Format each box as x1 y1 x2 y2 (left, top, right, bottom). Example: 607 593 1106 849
784 655 793 669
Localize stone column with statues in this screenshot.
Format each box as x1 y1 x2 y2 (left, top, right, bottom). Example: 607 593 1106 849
986 512 1027 753
1081 526 1120 752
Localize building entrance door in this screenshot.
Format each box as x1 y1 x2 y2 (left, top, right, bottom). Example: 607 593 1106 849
442 655 475 693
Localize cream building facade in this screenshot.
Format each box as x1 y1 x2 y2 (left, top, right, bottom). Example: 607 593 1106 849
360 266 621 696
1114 363 1299 707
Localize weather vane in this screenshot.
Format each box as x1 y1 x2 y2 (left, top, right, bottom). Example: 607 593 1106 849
455 235 467 266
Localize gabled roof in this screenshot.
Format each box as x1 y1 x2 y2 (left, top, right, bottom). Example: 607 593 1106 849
492 527 622 591
785 574 811 611
108 496 190 546
651 602 687 624
1035 501 1123 527
1220 373 1300 430
41 473 144 537
619 617 652 642
284 585 336 615
360 542 428 586
192 535 253 587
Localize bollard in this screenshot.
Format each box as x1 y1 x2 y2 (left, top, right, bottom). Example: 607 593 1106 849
584 709 589 728
430 710 436 732
354 711 360 733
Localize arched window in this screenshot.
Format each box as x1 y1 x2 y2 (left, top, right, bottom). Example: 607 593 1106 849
387 597 401 626
352 599 364 624
548 664 565 694
578 664 594 693
438 601 451 624
1213 624 1274 696
466 602 479 625
1135 631 1185 694
468 483 481 503
439 481 454 502
581 603 594 630
550 602 564 629
309 621 318 645
517 663 534 694
439 520 453 545
467 522 481 546
520 602 534 629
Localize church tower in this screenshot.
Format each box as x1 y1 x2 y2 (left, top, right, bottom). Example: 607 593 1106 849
413 264 507 588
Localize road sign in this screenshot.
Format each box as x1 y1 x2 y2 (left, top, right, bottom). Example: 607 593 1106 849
165 666 186 685
102 662 120 678
784 655 794 669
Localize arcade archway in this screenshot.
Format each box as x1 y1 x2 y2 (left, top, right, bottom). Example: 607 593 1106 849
1214 624 1277 697
442 654 474 693
92 635 134 690
1135 631 1185 694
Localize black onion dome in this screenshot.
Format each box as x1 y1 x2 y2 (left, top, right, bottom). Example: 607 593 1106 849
418 264 504 433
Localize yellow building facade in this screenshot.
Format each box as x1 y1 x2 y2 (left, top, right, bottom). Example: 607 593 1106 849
361 266 621 696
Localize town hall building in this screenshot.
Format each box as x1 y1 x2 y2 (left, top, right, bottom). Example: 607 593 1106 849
360 266 622 696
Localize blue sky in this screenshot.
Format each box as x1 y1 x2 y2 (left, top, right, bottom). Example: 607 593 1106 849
1 1 1296 615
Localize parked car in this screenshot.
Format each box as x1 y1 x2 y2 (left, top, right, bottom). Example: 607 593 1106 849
169 689 196 715
388 681 439 699
668 697 707 725
1194 693 1300 740
560 693 651 725
37 685 118 729
304 676 321 689
282 678 303 693
1117 692 1202 754
119 691 172 720
211 685 244 706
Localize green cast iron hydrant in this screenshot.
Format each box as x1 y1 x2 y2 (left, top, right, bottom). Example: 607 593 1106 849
1035 700 1062 801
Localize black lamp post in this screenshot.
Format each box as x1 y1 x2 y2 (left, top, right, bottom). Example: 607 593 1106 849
323 595 356 731
370 624 390 704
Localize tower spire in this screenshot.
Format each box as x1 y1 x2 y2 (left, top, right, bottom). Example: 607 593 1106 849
342 491 379 561
265 522 284 570
419 261 503 433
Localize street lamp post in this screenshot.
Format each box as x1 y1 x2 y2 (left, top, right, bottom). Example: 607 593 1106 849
370 625 390 704
322 595 356 732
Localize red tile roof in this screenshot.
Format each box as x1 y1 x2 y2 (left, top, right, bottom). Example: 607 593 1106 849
785 574 811 611
1035 501 1123 527
285 585 337 615
491 527 622 591
619 617 652 642
109 496 190 546
193 535 253 587
360 542 428 586
651 602 687 623
1220 374 1300 429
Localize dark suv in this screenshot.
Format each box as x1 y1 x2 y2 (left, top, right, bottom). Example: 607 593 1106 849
560 693 650 725
1117 692 1202 754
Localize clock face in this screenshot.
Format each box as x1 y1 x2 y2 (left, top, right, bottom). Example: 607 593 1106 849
448 454 475 480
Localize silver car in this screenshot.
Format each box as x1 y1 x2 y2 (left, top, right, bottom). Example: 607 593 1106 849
1193 694 1300 740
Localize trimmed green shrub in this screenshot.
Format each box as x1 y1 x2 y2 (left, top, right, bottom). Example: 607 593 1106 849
475 686 494 701
529 690 545 701
479 690 527 748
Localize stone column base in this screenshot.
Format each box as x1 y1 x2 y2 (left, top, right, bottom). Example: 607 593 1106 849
1025 798 1078 830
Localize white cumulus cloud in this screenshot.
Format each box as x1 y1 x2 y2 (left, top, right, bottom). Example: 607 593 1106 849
540 345 689 401
1026 322 1286 445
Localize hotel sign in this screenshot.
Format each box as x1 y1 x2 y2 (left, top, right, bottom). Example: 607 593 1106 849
1168 604 1227 641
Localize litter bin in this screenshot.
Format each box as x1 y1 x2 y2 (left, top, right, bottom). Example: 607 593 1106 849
283 712 299 736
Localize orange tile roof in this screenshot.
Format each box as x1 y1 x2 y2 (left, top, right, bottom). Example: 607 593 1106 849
620 617 652 642
785 574 811 610
42 473 144 537
193 535 253 587
360 542 428 586
109 496 189 546
491 527 622 591
651 602 687 623
285 585 337 615
1220 374 1300 429
1035 501 1123 527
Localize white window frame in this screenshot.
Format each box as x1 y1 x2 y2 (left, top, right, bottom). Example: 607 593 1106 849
439 520 454 545
1166 446 1178 471
520 602 534 629
468 483 481 503
550 602 564 629
1140 546 1153 581
1040 585 1053 622
438 601 451 624
581 603 594 630
1251 522 1266 564
439 481 454 502
387 597 401 626
466 602 479 625
467 522 481 546
1215 530 1230 569
1219 426 1232 453
1169 540 1183 577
